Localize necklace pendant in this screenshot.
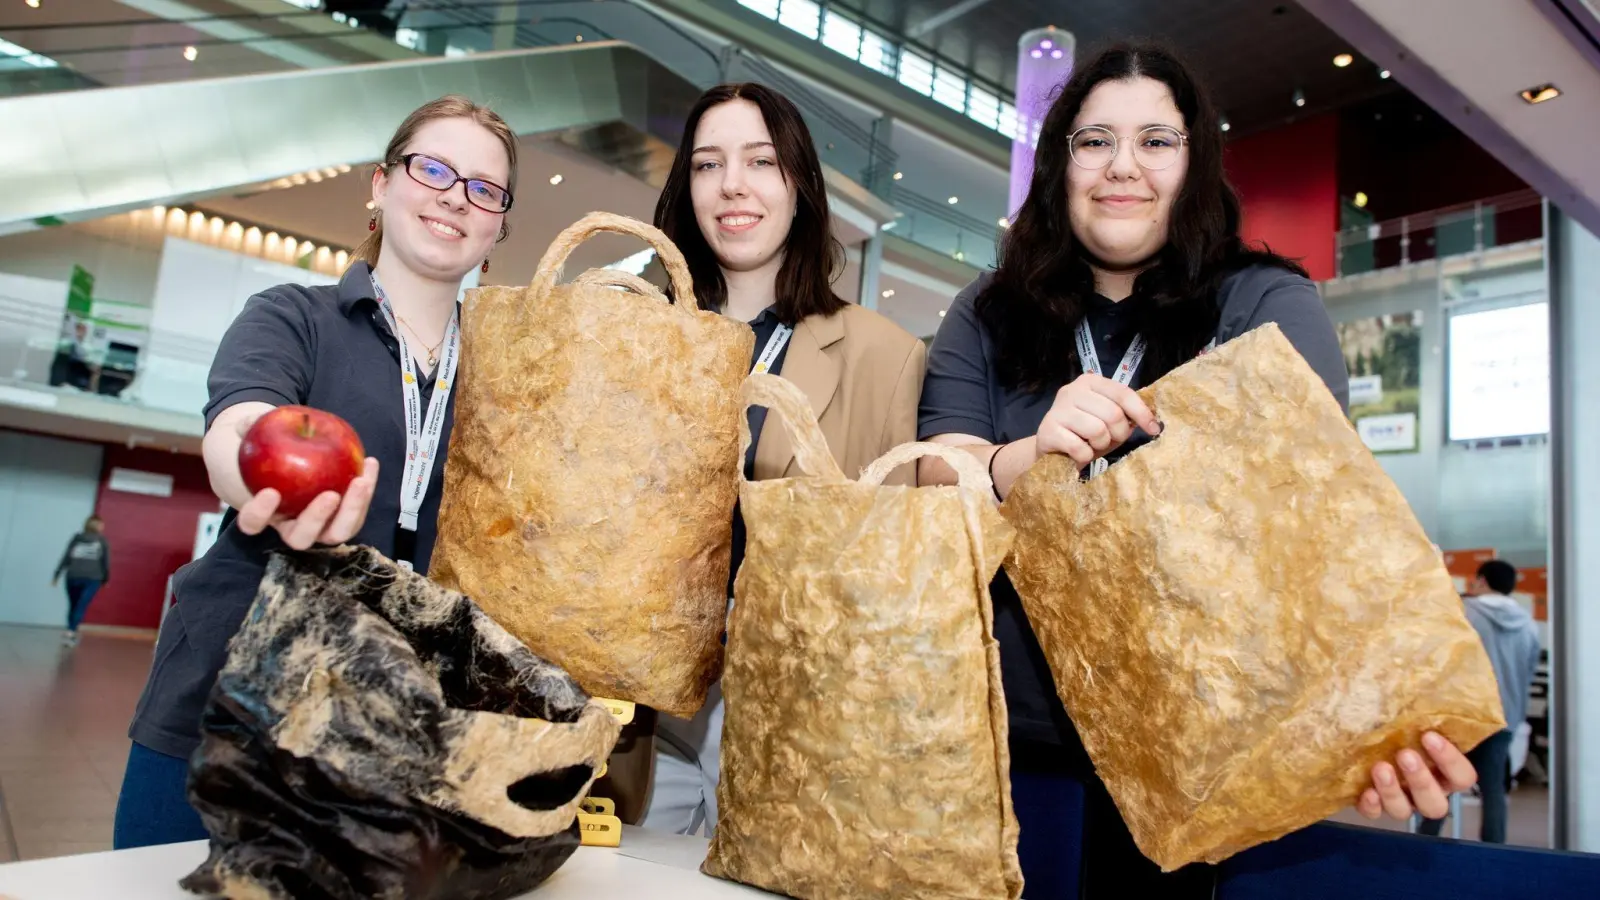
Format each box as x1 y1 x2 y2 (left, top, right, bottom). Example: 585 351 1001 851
427 352 438 368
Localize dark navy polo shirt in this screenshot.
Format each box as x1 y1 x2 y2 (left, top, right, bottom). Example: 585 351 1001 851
128 262 456 760
919 264 1350 755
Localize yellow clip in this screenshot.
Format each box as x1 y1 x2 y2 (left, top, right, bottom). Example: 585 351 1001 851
594 697 635 726
595 760 608 779
580 796 616 817
578 812 622 847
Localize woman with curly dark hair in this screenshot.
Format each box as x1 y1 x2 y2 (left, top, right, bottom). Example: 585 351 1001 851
918 42 1477 897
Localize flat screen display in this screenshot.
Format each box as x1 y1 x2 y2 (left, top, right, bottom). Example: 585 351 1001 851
1447 302 1549 441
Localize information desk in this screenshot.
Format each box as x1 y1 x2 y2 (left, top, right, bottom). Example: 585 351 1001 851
0 826 776 899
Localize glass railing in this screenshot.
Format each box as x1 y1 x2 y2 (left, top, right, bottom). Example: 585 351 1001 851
1334 189 1544 277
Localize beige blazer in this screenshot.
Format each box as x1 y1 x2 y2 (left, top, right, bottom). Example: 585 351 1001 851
751 303 926 486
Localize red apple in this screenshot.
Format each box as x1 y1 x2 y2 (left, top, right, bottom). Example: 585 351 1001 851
238 406 366 518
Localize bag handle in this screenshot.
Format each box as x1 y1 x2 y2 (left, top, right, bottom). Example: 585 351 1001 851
860 441 995 498
530 212 697 314
741 373 998 499
740 373 845 482
570 268 669 302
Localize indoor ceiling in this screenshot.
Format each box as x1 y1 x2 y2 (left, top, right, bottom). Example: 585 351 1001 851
836 0 1404 136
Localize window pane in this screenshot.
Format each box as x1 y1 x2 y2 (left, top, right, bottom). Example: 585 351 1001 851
777 0 821 39
967 85 1000 129
738 0 781 18
821 11 862 58
859 29 897 76
897 50 934 95
998 101 1019 139
932 66 967 111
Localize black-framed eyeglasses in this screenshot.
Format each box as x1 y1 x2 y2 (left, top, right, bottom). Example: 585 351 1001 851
394 153 514 213
1069 125 1189 171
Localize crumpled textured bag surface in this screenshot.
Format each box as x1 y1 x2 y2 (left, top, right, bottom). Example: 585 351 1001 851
703 373 1023 900
1002 323 1505 872
431 212 753 718
182 546 620 900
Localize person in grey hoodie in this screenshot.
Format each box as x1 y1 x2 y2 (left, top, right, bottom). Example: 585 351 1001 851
1420 559 1541 843
52 514 110 647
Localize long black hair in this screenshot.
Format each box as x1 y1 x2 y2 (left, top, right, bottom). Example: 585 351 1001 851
654 83 846 325
977 41 1304 392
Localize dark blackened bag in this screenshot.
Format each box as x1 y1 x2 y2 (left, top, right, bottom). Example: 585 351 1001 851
181 546 620 900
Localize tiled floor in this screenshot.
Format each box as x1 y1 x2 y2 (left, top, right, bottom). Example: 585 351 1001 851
0 623 1554 866
0 625 156 863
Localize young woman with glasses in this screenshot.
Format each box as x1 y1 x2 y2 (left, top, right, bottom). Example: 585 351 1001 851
917 43 1478 897
114 95 517 849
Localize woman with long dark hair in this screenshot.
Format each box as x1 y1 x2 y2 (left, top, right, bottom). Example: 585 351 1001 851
637 82 926 835
918 43 1477 897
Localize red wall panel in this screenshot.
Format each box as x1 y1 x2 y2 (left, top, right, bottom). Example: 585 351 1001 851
1225 113 1340 282
88 447 216 630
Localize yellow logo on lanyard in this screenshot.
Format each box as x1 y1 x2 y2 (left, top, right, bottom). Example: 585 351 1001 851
437 378 449 390
403 372 416 384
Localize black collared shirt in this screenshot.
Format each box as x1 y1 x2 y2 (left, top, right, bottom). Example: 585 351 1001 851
729 306 790 598
129 262 457 759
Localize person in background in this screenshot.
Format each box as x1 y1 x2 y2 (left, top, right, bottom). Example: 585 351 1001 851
632 81 925 836
916 41 1478 898
113 94 516 850
1420 559 1541 843
53 514 110 646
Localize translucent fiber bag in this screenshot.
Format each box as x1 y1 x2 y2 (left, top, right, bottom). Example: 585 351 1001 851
183 546 620 900
703 374 1023 900
430 212 754 717
1002 324 1506 871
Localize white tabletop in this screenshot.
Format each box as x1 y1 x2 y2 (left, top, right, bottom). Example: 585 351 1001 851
0 826 777 899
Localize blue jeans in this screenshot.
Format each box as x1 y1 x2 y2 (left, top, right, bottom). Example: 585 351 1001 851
112 742 208 849
64 578 101 631
1419 728 1515 843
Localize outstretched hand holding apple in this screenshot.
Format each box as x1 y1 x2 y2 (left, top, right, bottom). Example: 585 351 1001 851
233 406 380 550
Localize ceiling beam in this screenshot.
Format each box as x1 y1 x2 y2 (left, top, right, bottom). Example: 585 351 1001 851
907 0 997 38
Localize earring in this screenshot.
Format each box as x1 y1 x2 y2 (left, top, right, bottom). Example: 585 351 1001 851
368 212 378 232
481 258 490 274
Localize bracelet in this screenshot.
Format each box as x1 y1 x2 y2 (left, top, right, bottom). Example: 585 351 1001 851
987 442 1007 503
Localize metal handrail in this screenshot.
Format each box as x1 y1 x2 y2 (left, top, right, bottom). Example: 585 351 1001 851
1336 188 1543 245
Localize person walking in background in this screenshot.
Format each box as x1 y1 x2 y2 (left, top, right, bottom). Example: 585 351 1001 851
52 514 111 647
1421 559 1542 843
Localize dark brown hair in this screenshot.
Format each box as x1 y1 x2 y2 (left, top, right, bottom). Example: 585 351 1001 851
351 95 518 267
978 41 1304 391
654 83 846 325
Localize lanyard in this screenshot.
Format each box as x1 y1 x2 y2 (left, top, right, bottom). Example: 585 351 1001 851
751 322 793 375
1075 318 1147 479
370 273 460 535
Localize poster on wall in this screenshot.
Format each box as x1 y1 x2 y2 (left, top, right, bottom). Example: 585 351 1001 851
1335 311 1423 453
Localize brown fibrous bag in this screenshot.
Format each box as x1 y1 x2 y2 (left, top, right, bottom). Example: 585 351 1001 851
1002 324 1505 871
431 212 754 718
703 373 1023 900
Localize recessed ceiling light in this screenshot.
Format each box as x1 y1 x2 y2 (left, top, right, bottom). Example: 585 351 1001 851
1293 88 1306 108
1353 191 1369 209
881 289 895 298
365 200 375 210
183 45 198 62
893 171 903 180
1333 53 1353 68
997 217 1009 228
549 174 564 185
575 35 584 42
1220 118 1231 132
26 0 41 8
947 196 959 205
1520 83 1561 104
938 309 947 318
953 250 965 261
1379 69 1391 79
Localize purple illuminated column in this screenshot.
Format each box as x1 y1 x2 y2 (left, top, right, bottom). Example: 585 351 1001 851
1009 27 1075 218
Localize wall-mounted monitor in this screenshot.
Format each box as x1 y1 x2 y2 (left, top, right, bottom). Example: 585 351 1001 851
1447 302 1549 442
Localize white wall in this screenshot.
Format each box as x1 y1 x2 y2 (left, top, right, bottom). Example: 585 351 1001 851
0 217 164 309
0 430 103 627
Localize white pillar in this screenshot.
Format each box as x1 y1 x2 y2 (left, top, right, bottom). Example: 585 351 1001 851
1548 203 1600 852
